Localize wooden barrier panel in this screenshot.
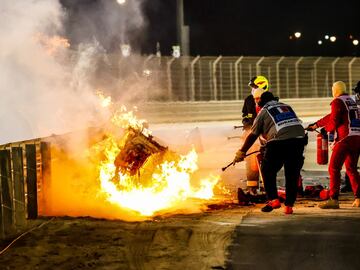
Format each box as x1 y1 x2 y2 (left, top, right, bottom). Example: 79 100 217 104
26 144 38 219
40 142 51 214
0 150 14 237
12 147 26 227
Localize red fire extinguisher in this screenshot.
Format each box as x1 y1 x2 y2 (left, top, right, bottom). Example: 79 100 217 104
317 128 328 165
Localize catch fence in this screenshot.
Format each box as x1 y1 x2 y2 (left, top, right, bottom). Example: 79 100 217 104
138 56 360 101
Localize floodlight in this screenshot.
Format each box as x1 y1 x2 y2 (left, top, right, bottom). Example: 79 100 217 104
120 44 131 57
172 46 181 58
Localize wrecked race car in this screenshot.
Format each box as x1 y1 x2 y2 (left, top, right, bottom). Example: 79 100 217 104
114 127 168 178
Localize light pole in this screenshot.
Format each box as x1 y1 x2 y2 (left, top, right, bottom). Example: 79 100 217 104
176 0 190 56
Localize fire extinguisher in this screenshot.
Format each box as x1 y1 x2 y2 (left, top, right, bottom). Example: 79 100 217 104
317 128 328 165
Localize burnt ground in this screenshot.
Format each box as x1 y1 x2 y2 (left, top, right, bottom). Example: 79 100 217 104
0 203 248 270
1 196 360 270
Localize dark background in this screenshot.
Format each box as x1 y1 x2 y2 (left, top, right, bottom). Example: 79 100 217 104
60 0 360 56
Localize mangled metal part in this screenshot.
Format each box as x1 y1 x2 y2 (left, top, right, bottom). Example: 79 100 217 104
114 127 167 176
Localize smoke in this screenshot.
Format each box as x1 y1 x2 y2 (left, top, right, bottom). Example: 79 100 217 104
0 0 111 144
61 0 157 105
0 0 153 145
0 0 181 221
62 0 145 51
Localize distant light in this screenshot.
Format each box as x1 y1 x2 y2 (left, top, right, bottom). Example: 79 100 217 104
349 35 353 39
325 35 329 40
294 32 301 38
330 36 336 42
318 40 323 45
120 44 131 57
353 39 359 46
117 0 126 4
289 35 293 40
172 45 181 58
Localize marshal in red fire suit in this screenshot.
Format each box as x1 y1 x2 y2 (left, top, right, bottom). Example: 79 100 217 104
314 94 360 201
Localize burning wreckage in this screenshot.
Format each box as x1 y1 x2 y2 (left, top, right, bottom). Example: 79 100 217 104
114 127 167 179
78 105 227 217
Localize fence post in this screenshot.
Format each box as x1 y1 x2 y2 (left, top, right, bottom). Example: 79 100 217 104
331 57 340 84
167 57 176 101
219 62 223 100
0 150 13 237
348 57 357 89
295 57 304 98
40 142 51 215
190 55 200 101
212 56 222 101
143 54 154 102
313 57 322 97
256 56 265 75
234 56 244 100
26 144 38 219
11 147 26 227
143 54 154 69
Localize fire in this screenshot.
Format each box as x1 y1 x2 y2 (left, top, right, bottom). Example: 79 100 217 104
34 33 70 55
93 106 221 216
96 90 112 108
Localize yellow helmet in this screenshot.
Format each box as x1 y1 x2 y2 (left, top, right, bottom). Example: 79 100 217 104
248 75 269 91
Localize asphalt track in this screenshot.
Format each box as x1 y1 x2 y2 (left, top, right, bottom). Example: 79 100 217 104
226 206 360 270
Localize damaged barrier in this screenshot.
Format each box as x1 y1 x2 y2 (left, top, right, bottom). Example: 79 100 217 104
0 140 51 239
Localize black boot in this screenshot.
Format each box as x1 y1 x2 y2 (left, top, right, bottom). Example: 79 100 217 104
340 174 352 193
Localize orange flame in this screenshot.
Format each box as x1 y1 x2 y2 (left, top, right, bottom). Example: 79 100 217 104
96 90 112 108
45 99 227 220
93 106 221 216
34 33 70 55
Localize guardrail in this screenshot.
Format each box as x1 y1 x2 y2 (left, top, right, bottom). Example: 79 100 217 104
138 98 332 123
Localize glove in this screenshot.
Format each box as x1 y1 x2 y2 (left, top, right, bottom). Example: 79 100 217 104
320 127 327 136
242 118 252 130
233 150 246 164
306 122 318 131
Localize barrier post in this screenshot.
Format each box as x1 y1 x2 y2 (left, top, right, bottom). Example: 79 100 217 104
26 144 38 219
12 147 26 227
0 150 13 237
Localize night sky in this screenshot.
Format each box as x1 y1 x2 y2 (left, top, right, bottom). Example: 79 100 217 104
61 0 360 56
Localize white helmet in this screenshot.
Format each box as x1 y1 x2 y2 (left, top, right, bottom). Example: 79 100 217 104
332 81 346 97
252 88 265 99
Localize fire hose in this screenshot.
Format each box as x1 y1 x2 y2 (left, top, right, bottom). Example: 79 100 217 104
227 125 245 140
233 125 244 129
305 127 320 134
221 150 261 171
0 217 55 256
227 135 241 140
